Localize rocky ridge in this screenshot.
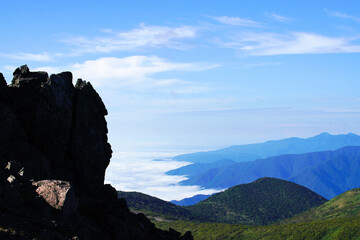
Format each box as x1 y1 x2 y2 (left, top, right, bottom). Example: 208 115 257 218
0 65 192 240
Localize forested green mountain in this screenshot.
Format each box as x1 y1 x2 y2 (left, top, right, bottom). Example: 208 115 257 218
156 187 360 240
117 191 196 221
156 217 360 240
118 178 326 225
185 177 327 225
282 188 360 224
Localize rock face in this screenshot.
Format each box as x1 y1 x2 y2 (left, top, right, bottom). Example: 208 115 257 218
0 65 192 240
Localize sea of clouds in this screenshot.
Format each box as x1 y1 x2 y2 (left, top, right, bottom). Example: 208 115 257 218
105 151 220 201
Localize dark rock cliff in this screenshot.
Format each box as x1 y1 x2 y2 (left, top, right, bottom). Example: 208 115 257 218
0 65 192 240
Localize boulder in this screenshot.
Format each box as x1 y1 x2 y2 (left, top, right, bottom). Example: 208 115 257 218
32 180 78 215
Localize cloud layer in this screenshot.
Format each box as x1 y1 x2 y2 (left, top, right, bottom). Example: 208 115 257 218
105 151 221 201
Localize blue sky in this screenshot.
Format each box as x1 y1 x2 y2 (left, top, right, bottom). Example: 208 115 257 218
1 1 360 199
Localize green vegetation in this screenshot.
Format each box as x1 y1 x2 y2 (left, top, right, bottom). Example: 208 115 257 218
185 177 327 225
118 180 360 239
117 190 196 221
156 217 360 240
156 187 360 240
118 178 327 225
281 188 360 224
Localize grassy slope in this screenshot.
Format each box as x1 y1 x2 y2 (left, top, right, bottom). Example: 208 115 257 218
156 188 360 240
156 217 360 240
281 188 360 224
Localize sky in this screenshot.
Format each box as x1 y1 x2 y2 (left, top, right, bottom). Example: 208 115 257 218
1 0 360 200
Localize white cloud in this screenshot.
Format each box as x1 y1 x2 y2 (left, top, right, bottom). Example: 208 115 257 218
105 151 221 201
34 55 219 89
210 16 260 27
4 52 51 61
265 12 292 23
63 24 197 53
227 32 360 56
325 9 360 23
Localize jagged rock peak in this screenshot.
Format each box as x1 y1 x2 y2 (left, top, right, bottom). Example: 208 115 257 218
0 66 192 240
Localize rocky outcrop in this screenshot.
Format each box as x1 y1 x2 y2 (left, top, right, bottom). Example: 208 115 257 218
32 180 78 215
0 65 192 240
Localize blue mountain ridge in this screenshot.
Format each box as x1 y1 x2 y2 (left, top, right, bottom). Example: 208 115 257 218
173 132 360 164
167 159 236 177
171 194 211 206
179 146 360 200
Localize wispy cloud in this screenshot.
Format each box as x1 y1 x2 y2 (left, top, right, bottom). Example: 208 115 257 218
225 32 360 56
265 12 292 23
34 56 220 94
325 9 360 23
63 24 198 53
209 16 261 27
4 52 52 61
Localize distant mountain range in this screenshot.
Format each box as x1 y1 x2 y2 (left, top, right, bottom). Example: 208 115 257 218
171 194 211 206
179 146 360 200
167 159 236 177
173 132 360 164
118 178 326 225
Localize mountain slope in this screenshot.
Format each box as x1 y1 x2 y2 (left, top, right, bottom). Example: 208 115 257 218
185 177 327 225
282 188 360 224
156 217 360 240
157 187 360 239
173 132 360 164
181 146 360 199
118 191 197 221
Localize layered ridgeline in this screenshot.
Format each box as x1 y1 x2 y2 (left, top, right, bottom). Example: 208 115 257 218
0 66 192 240
178 146 360 200
118 178 326 225
157 186 360 240
172 132 360 164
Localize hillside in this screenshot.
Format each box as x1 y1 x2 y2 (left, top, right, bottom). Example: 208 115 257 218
185 177 327 225
157 188 360 240
156 217 360 240
118 191 197 221
181 146 360 199
173 132 360 164
282 188 360 224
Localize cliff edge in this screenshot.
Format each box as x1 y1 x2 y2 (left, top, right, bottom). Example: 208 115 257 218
0 65 192 240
